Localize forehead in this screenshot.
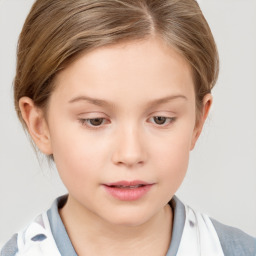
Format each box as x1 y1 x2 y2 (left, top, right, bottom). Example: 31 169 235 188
52 37 195 105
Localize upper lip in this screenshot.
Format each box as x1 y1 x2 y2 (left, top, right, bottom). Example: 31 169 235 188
104 180 153 187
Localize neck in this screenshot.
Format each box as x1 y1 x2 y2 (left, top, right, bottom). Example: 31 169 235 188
59 195 173 256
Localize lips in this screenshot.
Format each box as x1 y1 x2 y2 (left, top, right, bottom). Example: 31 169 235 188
103 180 154 201
110 184 145 188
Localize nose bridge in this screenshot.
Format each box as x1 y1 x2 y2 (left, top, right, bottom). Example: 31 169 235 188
112 121 146 167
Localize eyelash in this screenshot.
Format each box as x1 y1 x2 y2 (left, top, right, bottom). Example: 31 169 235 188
149 116 176 126
78 116 176 129
79 118 108 128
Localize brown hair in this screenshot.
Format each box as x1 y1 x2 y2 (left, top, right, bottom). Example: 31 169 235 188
14 0 219 129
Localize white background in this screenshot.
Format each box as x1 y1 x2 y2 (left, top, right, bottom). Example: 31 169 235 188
0 0 256 247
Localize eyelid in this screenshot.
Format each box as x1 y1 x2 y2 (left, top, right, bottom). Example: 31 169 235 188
77 112 176 129
78 111 107 117
79 117 110 129
147 114 176 127
77 112 110 129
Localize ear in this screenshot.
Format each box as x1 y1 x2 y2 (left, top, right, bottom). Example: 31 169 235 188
190 93 212 150
19 97 53 155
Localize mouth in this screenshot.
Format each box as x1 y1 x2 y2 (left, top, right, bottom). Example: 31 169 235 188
108 184 146 189
102 180 154 201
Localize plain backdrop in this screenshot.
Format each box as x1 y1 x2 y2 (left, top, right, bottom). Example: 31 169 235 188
0 0 256 247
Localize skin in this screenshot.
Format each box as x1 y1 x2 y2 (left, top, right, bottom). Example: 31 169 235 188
20 37 212 256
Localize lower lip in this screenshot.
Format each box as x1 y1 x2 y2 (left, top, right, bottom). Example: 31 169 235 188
103 184 153 201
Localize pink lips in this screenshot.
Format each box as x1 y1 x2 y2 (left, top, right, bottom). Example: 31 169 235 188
103 180 154 201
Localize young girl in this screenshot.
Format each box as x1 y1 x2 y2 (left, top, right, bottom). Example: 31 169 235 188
1 0 256 255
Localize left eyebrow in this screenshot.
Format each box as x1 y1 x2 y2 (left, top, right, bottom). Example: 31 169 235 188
146 95 188 108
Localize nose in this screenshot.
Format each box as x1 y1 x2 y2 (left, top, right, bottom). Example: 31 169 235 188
111 125 146 167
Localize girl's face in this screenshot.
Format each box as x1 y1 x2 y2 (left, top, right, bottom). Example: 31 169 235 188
35 38 210 226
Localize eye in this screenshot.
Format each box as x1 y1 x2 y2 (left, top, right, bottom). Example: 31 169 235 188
153 116 167 125
149 116 175 126
79 118 107 127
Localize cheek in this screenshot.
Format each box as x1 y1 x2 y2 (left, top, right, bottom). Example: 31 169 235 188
156 140 190 178
52 137 106 198
48 118 106 185
151 125 194 183
159 146 189 201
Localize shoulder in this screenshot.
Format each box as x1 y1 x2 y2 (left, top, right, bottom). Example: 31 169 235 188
211 218 256 256
1 212 61 256
1 196 70 256
171 196 256 256
0 234 18 256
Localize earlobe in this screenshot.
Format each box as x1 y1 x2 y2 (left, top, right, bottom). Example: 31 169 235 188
19 97 53 155
190 94 213 150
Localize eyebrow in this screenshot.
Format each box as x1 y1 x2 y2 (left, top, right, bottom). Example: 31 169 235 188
146 95 187 107
68 94 187 108
69 96 115 108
